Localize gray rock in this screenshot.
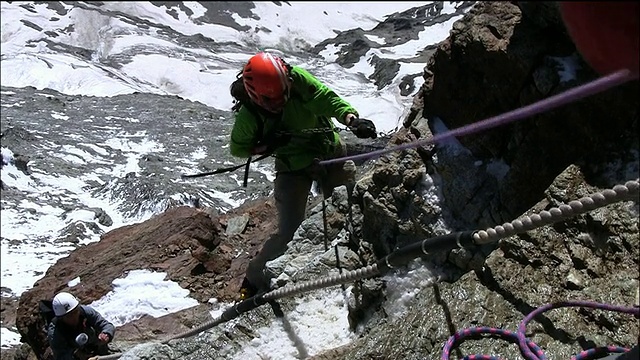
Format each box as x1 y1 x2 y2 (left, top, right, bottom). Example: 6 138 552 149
225 214 249 235
118 343 175 360
565 269 584 290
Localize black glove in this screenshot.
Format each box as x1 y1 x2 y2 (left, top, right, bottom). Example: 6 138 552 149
349 117 377 139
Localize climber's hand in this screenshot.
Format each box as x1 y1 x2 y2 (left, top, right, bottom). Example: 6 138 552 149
349 117 377 139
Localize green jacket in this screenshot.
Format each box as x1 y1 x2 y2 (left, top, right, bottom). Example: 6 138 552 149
230 66 358 172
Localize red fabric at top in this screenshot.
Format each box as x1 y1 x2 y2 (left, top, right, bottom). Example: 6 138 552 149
559 1 639 76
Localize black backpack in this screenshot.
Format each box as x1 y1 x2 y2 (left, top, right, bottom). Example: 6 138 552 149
38 299 56 326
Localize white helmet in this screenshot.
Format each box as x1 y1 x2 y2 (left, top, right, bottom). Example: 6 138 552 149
52 292 80 317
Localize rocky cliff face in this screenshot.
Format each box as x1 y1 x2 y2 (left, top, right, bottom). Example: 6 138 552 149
12 2 638 360
412 1 638 226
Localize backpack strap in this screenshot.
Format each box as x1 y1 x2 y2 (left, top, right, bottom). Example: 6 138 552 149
39 299 55 326
229 65 306 173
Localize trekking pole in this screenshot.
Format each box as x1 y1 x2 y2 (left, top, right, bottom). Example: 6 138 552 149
180 154 271 180
180 163 247 179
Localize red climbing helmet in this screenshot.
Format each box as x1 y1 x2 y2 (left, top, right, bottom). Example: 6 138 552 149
242 52 291 113
559 2 639 77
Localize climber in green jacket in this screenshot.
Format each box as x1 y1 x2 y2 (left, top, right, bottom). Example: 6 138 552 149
229 52 377 298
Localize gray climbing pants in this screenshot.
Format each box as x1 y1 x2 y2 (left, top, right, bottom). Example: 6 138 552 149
245 148 355 290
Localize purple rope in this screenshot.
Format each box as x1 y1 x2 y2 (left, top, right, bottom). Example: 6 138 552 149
572 346 630 360
320 69 636 166
441 326 544 360
441 300 639 360
464 355 501 360
517 300 640 360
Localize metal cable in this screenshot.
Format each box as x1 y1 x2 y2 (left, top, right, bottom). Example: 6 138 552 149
473 179 639 245
95 354 123 360
262 264 381 300
94 179 638 359
167 295 267 342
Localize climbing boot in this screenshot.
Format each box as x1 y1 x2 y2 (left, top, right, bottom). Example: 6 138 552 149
239 277 258 300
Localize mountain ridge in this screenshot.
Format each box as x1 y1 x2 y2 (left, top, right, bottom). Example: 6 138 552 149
2 2 638 360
